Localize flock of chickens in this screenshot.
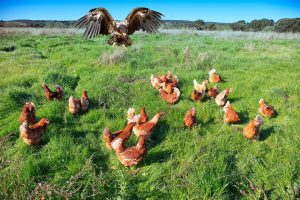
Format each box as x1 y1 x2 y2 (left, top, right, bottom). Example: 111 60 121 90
18 69 277 167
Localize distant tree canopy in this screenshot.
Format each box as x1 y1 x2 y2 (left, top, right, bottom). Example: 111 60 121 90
203 23 217 31
194 19 205 30
249 19 274 32
274 18 300 33
230 20 248 31
1 18 300 33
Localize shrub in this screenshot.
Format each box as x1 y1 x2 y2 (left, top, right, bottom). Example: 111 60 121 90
194 19 205 30
230 20 248 31
249 19 274 32
274 18 300 33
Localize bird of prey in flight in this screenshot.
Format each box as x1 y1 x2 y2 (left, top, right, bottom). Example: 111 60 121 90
76 7 164 47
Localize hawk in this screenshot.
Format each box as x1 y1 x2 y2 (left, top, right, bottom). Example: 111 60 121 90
76 7 164 47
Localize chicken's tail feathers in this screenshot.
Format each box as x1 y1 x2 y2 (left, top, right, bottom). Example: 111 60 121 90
259 98 264 104
255 115 263 125
103 127 111 135
127 107 135 116
174 87 181 98
223 101 230 112
55 85 64 92
41 83 50 91
190 107 196 115
209 68 216 75
174 75 179 83
193 79 199 91
150 74 154 81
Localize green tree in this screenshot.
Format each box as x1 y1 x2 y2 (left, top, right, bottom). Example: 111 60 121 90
249 19 274 32
274 18 300 33
194 19 205 30
230 20 247 31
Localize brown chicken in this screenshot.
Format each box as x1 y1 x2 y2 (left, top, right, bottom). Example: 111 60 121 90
19 102 37 124
161 82 174 94
127 108 140 123
42 83 64 100
133 112 164 139
215 88 231 106
159 87 180 104
223 101 240 124
208 85 219 98
191 79 208 102
150 72 179 90
164 72 179 86
243 115 263 140
184 108 196 128
209 69 222 83
103 122 136 151
80 91 89 112
19 118 49 145
139 107 149 124
191 90 205 102
127 107 149 124
68 91 89 114
194 79 209 93
150 74 165 89
259 98 276 117
68 96 81 114
115 135 147 167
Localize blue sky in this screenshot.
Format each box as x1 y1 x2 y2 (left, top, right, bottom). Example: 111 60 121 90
0 0 299 22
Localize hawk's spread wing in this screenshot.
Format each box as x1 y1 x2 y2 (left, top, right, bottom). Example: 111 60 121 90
126 8 164 35
76 8 114 38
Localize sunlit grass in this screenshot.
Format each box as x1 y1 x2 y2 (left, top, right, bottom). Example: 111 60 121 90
0 31 299 199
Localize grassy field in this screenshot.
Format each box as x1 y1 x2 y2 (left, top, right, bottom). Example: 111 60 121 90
0 29 300 199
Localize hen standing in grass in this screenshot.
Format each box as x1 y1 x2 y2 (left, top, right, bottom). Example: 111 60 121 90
127 107 149 124
133 112 164 139
208 85 219 98
68 96 81 115
223 101 240 124
150 74 165 89
215 88 231 106
184 108 197 128
191 79 208 102
209 69 222 83
19 118 49 145
68 91 90 114
80 91 90 112
115 135 147 167
19 102 37 124
103 122 136 151
42 83 64 100
159 87 180 104
243 115 263 140
259 98 276 117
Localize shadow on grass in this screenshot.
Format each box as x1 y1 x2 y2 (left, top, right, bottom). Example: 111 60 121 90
260 127 275 141
229 97 242 103
148 120 169 148
201 117 215 125
69 130 88 139
143 149 172 166
0 45 16 52
239 111 250 124
9 91 33 106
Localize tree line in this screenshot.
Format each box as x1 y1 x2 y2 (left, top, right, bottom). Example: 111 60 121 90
164 18 300 33
1 18 299 33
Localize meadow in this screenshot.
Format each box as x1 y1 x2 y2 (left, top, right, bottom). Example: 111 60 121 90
0 28 300 199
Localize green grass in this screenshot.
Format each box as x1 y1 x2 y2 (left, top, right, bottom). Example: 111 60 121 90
0 31 300 199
